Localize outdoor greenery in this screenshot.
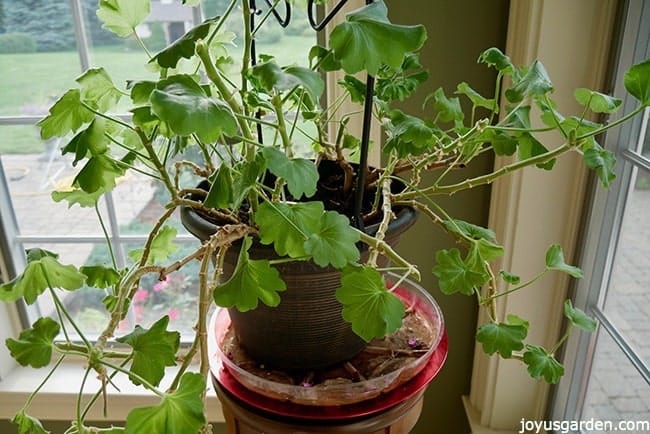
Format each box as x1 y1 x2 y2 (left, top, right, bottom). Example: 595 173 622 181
0 0 649 433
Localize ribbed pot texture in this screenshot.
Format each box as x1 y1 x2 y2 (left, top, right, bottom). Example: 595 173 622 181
181 181 417 370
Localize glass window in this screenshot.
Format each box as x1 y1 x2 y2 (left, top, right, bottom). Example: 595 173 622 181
0 0 317 338
552 0 650 428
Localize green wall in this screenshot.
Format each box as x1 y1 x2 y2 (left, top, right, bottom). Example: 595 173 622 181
385 0 510 433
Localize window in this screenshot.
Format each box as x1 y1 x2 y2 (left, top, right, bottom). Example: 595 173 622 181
0 0 316 339
552 0 650 428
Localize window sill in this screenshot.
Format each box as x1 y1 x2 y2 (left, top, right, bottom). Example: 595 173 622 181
0 362 224 422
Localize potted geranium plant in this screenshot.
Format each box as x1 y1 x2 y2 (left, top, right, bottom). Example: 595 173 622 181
1 0 649 432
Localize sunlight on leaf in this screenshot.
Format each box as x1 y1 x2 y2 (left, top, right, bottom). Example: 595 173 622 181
0 248 85 304
76 67 123 113
97 0 151 38
38 89 94 140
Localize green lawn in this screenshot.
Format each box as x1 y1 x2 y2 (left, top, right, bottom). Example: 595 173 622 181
0 34 315 154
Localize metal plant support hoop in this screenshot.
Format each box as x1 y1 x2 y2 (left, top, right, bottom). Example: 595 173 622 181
249 0 375 231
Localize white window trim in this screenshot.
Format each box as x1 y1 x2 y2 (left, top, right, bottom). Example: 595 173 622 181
463 0 620 432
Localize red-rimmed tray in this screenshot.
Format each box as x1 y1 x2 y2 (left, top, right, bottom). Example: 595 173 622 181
212 332 447 421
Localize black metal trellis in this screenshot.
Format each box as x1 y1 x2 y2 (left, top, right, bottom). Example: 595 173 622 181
249 0 375 232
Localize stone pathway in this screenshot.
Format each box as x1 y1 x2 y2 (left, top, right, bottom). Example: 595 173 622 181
582 185 650 429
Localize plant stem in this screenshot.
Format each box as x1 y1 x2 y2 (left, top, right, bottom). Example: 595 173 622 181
95 203 117 269
139 134 178 198
482 270 547 302
397 142 573 199
271 94 294 157
77 365 92 431
100 360 165 398
21 354 66 410
195 41 256 155
577 105 646 140
358 231 421 281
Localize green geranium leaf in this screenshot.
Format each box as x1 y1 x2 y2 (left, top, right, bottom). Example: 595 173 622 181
6 317 60 368
583 142 616 188
329 0 426 75
429 87 464 124
150 18 217 69
304 211 360 268
129 80 156 105
256 201 321 258
128 226 179 265
12 410 49 434
125 372 206 434
52 188 104 208
564 300 597 332
59 119 126 194
339 75 367 103
456 82 497 111
131 106 172 138
523 345 564 383
545 244 583 278
336 266 405 342
97 0 151 38
231 155 266 210
262 147 318 199
76 67 123 113
478 47 516 76
116 316 180 387
499 270 521 285
476 321 527 358
251 61 324 104
624 59 650 105
432 248 485 296
384 109 436 157
506 314 529 328
478 129 517 156
518 133 555 170
80 265 121 289
309 45 342 72
444 219 496 242
150 75 238 142
205 164 234 209
473 238 504 262
574 88 622 114
505 60 553 103
38 89 94 140
75 153 124 194
0 248 85 304
213 237 286 311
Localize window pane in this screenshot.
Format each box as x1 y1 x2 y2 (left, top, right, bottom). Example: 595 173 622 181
0 130 110 237
603 171 650 363
0 1 80 116
582 330 650 431
23 238 203 338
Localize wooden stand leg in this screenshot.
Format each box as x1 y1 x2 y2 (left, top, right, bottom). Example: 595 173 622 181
215 382 424 434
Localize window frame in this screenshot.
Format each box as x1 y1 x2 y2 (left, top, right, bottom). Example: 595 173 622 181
550 0 650 424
